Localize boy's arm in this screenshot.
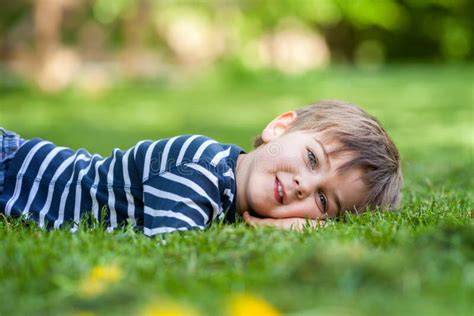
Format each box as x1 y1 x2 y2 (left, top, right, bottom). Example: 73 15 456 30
142 163 220 237
242 211 326 230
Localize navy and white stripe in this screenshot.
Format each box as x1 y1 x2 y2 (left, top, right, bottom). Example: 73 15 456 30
0 135 244 236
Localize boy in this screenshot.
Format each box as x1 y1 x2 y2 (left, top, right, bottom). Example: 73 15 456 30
0 100 402 236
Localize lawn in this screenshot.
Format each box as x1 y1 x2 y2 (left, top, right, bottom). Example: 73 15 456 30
0 64 473 316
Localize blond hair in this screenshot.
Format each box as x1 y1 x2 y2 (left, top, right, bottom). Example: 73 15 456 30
253 100 403 212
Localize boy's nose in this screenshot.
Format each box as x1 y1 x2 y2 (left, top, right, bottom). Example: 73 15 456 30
294 175 311 200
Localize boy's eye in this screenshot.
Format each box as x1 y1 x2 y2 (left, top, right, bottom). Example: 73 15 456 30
307 149 318 169
318 192 328 214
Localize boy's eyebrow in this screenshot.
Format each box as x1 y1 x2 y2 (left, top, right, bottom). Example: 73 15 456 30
314 138 331 167
334 193 342 217
314 137 341 215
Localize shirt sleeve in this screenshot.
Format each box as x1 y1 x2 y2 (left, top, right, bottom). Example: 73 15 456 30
142 162 223 237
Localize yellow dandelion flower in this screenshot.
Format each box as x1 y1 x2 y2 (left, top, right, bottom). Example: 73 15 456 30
89 264 122 282
79 263 122 297
140 302 199 316
228 294 281 316
72 311 95 316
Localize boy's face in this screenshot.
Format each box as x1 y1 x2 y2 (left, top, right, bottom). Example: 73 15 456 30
236 111 368 220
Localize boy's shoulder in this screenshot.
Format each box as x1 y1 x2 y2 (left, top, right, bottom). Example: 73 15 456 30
139 134 245 179
172 134 245 167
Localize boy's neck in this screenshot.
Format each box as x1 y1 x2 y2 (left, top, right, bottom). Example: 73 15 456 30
235 152 252 215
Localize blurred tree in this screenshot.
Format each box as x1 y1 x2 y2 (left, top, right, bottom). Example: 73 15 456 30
0 0 472 90
33 0 83 91
0 1 30 61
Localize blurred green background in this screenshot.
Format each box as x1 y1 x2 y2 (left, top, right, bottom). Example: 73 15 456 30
1 0 472 154
0 0 473 92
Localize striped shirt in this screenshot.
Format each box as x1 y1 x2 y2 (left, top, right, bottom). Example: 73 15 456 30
0 135 245 236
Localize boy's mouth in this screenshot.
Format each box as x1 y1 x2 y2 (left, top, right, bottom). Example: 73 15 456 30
274 177 285 204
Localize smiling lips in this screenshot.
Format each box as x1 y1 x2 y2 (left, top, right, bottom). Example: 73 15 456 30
274 177 285 204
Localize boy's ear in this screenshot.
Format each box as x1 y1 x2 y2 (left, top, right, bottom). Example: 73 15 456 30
261 111 297 143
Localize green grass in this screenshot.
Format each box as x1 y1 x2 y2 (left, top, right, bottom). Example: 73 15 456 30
1 64 473 315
